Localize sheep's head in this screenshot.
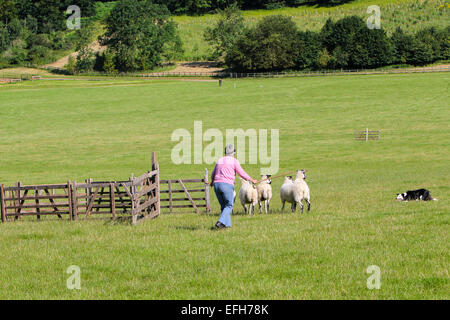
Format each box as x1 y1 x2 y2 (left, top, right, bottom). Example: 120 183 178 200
284 176 293 184
296 169 307 180
260 175 272 184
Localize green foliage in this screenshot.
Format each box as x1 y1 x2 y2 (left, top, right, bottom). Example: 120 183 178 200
102 0 181 72
226 15 299 71
204 3 246 60
27 44 51 65
0 0 18 23
65 54 76 74
102 51 117 75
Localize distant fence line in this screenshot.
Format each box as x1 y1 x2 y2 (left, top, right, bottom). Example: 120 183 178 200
140 65 450 79
1 65 448 83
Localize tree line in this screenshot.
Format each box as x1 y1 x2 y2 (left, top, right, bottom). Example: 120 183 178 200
206 5 449 71
0 0 448 72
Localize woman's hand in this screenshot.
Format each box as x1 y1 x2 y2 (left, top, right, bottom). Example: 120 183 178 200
251 178 258 184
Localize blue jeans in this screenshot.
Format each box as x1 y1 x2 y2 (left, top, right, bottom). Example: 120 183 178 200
214 182 235 227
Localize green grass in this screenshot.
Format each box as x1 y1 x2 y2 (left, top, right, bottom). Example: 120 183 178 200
173 0 450 60
0 72 449 299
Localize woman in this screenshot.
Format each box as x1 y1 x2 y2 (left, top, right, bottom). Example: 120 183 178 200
210 144 258 229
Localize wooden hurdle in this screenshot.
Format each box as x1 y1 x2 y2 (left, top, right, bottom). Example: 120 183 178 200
159 168 211 214
0 152 161 225
355 128 380 141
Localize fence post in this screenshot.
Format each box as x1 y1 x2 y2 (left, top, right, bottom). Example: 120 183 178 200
1 184 6 222
152 151 160 217
110 182 116 220
72 181 78 220
366 127 369 142
67 181 73 221
130 173 137 225
14 182 21 220
204 168 211 213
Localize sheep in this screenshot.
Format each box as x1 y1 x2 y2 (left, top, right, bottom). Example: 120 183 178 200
231 190 237 214
239 178 258 215
291 169 311 213
280 176 296 213
256 175 272 214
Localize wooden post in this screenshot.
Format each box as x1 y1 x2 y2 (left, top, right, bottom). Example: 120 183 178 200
35 189 40 220
67 181 73 221
204 168 211 213
110 182 116 220
72 181 78 220
14 182 21 220
130 174 137 225
366 127 369 142
168 180 173 213
152 152 160 217
0 184 6 222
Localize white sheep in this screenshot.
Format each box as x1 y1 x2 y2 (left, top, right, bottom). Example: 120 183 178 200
239 178 258 215
280 176 296 213
256 175 272 214
291 170 311 213
232 190 237 214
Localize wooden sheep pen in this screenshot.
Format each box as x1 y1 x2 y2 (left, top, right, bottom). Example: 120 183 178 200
0 152 212 225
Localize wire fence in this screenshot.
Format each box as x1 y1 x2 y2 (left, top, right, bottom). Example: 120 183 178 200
1 65 449 82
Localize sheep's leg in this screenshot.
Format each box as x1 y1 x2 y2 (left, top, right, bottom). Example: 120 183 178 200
258 201 262 214
281 201 285 213
242 203 247 214
264 200 268 214
299 201 304 214
306 199 311 212
291 203 296 213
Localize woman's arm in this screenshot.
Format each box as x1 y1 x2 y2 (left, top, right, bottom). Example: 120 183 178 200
234 159 257 184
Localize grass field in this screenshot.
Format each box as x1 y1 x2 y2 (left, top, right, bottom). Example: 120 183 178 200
173 0 450 60
0 72 449 299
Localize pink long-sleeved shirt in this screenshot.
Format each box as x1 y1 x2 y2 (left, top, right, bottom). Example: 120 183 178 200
211 156 252 185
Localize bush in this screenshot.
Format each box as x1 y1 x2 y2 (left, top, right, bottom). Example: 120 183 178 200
226 15 299 71
295 31 322 69
27 45 51 65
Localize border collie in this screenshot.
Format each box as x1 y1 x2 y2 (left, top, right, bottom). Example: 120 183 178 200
396 189 438 202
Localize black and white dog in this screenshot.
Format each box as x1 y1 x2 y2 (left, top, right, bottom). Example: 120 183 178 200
396 189 438 202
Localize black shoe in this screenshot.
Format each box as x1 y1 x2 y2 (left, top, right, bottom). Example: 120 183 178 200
215 222 227 229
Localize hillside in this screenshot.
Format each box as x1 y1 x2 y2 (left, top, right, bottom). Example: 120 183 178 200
174 0 449 60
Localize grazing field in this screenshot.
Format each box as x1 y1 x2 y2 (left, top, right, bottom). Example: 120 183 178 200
0 72 449 299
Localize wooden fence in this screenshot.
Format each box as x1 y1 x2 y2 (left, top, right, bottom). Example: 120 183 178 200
160 169 211 214
0 153 160 225
355 128 380 141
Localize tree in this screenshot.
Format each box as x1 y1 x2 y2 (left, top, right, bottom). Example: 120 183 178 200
73 23 95 72
295 30 322 69
0 0 18 23
102 0 180 71
204 3 245 60
226 15 299 71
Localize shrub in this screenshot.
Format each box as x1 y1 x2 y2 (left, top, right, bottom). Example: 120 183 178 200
226 15 299 71
27 45 51 65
